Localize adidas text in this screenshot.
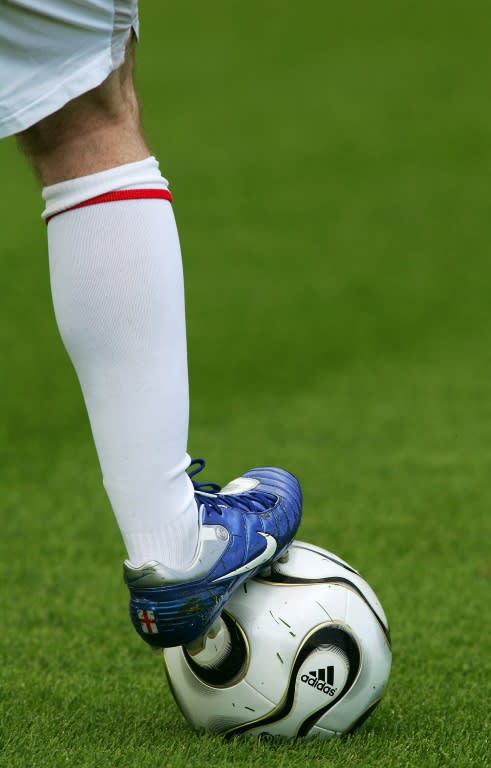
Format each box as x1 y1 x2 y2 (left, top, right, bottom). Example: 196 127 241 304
300 673 337 696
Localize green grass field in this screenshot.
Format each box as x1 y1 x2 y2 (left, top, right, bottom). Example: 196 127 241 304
1 1 490 765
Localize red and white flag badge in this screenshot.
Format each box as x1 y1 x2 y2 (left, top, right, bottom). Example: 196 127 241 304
138 609 158 634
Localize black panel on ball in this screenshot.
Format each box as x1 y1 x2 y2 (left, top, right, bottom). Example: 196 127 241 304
224 624 360 739
183 612 248 687
296 627 361 737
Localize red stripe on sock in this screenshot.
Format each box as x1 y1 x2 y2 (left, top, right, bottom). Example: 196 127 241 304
45 188 173 224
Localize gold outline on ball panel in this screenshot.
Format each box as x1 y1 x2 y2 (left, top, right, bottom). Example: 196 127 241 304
222 620 359 738
183 612 252 690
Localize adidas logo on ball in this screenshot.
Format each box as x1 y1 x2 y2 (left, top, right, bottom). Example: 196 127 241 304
300 666 337 696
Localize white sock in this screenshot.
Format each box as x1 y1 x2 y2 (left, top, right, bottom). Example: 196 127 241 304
44 156 198 569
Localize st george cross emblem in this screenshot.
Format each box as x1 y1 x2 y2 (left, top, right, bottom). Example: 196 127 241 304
137 609 158 634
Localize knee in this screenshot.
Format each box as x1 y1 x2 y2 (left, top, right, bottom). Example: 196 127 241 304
18 53 140 159
16 40 146 183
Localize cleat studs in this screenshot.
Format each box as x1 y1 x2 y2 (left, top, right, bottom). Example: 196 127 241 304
186 617 224 655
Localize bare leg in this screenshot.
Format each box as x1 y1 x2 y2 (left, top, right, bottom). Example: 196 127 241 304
17 40 149 185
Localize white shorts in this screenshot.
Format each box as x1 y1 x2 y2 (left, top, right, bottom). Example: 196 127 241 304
0 0 139 138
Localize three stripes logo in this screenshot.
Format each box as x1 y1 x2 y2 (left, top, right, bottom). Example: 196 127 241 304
300 665 337 696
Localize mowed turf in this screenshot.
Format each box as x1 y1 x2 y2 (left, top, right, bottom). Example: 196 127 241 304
1 1 490 766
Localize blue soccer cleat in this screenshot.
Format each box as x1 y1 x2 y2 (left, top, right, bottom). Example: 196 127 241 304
124 459 302 648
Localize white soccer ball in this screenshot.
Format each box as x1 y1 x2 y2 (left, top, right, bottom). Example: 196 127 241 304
163 541 392 739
